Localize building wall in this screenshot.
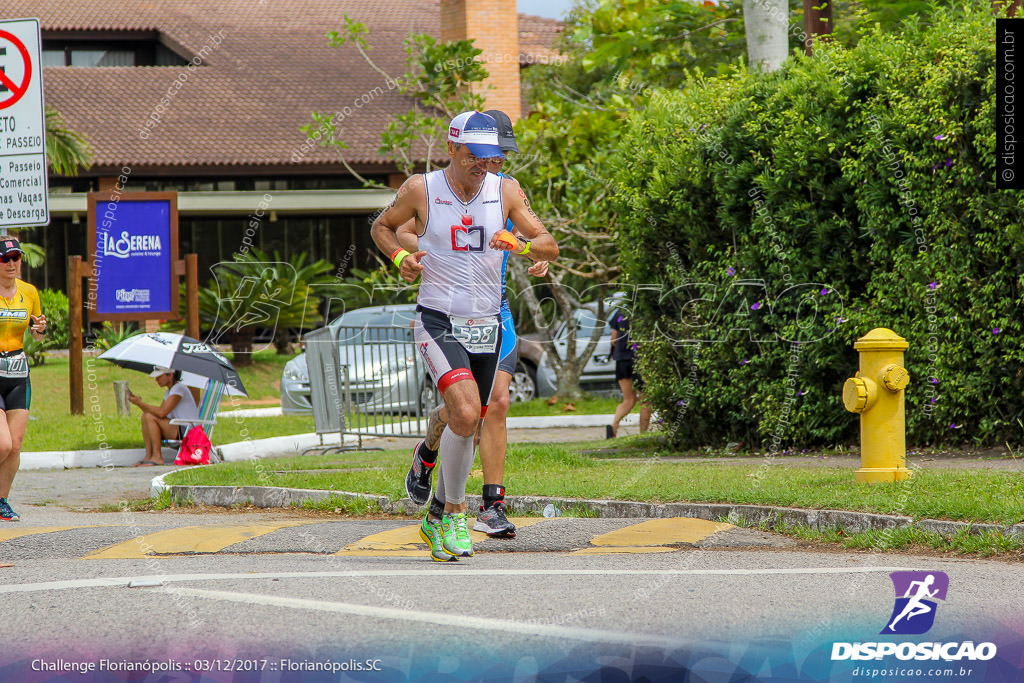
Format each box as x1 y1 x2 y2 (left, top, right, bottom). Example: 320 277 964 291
441 0 521 120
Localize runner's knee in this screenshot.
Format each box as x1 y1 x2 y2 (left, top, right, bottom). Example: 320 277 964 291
488 390 510 418
448 403 480 436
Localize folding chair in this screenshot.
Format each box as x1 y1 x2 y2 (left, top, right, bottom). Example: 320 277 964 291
162 380 227 463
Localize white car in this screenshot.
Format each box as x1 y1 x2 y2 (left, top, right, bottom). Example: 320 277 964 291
534 303 619 397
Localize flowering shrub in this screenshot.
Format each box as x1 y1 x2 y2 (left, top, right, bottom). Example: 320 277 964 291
613 2 1024 448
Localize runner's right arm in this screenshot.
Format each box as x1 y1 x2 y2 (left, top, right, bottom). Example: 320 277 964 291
370 175 428 283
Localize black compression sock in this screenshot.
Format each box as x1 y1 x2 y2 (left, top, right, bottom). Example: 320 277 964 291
482 484 505 509
419 442 439 465
428 495 446 521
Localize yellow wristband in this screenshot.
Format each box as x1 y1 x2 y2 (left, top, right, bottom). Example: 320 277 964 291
517 240 531 256
391 249 411 268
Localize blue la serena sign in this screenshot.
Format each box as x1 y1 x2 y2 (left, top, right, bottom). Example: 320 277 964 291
90 192 178 318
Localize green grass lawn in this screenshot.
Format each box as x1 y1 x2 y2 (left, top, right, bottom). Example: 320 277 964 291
22 349 623 452
164 440 1024 525
507 395 621 417
23 350 310 451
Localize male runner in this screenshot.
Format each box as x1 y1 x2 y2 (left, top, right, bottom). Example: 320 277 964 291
370 111 558 561
401 110 546 538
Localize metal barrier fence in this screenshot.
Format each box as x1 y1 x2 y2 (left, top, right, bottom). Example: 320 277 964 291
304 324 440 454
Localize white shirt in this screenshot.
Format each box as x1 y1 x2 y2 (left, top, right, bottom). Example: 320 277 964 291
416 169 506 318
165 382 199 422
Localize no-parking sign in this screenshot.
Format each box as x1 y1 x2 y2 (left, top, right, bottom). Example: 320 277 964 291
0 18 48 228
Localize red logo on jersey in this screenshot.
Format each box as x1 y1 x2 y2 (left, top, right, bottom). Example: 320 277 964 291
451 225 485 252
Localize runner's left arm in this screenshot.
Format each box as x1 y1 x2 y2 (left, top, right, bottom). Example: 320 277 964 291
495 178 558 262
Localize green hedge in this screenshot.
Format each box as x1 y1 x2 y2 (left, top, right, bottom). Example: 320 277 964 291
613 3 1024 449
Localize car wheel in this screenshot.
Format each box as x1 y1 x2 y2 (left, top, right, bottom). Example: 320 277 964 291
419 377 440 416
509 361 537 403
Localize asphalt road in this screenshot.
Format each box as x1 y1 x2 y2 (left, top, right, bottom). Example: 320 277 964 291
1 506 1021 682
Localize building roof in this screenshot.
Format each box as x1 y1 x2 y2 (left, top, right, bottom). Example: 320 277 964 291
6 0 562 175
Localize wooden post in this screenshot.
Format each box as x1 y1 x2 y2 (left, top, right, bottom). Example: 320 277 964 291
185 254 200 339
803 0 833 56
68 255 85 415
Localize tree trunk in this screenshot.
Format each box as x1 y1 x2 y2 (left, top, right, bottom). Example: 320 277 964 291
744 0 789 72
274 327 294 355
506 260 608 402
230 327 255 366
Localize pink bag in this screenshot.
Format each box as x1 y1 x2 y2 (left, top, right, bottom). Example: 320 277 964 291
175 426 213 465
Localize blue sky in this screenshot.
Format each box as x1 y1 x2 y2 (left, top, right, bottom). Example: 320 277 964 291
517 0 575 20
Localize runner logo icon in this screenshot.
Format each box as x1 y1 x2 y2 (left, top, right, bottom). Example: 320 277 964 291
881 571 948 635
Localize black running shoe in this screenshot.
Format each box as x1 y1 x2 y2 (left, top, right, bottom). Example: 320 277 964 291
473 501 516 538
0 497 20 522
404 441 435 506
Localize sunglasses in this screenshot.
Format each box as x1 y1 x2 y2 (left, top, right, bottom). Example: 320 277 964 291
0 253 21 264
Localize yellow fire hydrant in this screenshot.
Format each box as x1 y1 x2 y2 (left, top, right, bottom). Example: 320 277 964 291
842 328 913 483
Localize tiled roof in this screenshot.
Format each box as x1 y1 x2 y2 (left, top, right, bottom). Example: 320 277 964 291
518 14 566 66
5 1 562 172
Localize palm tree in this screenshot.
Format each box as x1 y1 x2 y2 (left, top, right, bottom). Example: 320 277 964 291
45 106 92 176
14 107 93 267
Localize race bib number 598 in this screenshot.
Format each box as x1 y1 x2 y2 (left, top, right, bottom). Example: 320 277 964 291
450 315 499 354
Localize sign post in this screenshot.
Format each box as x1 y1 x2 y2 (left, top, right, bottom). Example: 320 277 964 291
0 18 48 228
68 192 199 415
87 192 179 321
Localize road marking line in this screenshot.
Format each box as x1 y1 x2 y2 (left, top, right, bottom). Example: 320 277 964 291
0 566 918 595
162 586 691 649
84 522 315 559
334 518 551 555
0 526 108 543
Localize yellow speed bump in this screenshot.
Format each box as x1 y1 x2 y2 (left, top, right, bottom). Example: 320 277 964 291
0 526 107 543
85 522 314 560
573 518 733 555
336 517 553 556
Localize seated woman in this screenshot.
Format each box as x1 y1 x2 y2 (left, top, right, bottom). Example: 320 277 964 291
127 367 199 467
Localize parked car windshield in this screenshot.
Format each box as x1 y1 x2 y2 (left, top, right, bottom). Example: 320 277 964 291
330 307 416 345
556 306 613 341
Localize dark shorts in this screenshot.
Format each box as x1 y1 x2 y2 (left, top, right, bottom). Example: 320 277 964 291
615 359 643 392
0 376 31 411
414 305 502 414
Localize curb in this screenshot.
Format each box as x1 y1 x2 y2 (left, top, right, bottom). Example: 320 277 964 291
154 483 1024 539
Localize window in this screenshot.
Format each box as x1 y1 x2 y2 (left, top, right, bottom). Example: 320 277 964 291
41 36 189 67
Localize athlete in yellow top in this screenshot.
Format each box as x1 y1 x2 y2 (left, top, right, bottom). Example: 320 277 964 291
0 236 47 522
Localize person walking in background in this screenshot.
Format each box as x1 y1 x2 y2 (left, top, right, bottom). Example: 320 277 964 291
127 367 199 467
0 236 47 521
607 311 651 438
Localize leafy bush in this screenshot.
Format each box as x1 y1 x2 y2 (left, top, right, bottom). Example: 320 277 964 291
23 329 47 367
39 288 70 349
92 322 137 352
613 2 1024 448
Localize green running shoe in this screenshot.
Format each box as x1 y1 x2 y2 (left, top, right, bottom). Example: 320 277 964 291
420 514 457 562
441 512 475 558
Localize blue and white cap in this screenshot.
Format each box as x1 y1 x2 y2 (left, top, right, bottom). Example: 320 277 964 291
447 111 505 160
